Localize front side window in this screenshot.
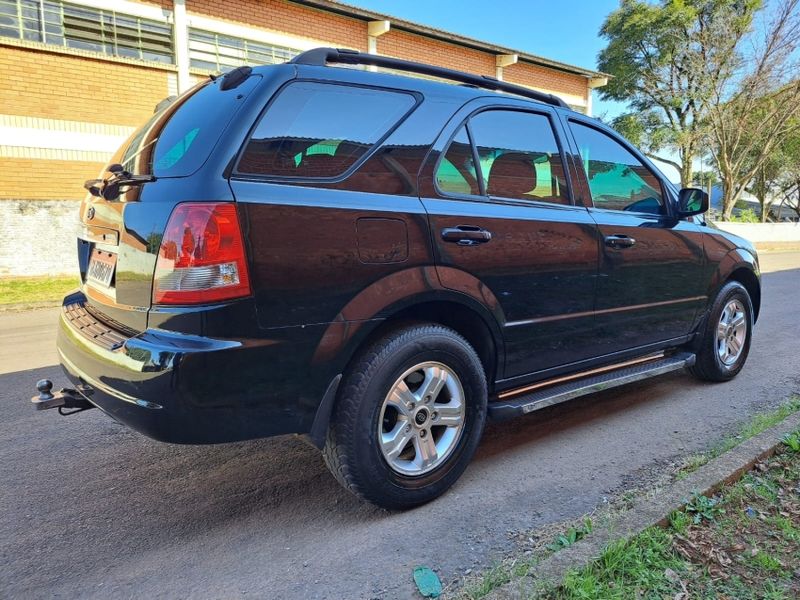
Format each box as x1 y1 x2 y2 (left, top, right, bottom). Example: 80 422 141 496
569 121 666 215
470 110 570 204
237 82 417 178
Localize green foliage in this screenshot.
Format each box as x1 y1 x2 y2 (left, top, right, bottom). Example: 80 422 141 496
729 207 760 222
668 510 691 535
692 170 718 188
683 493 725 524
599 0 760 106
749 550 784 573
781 431 800 452
557 528 686 599
543 446 800 599
547 519 593 552
597 0 762 187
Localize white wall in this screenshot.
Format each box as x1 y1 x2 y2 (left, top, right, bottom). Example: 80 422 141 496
0 200 79 276
712 221 800 243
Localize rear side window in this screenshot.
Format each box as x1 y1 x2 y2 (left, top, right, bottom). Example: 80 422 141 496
237 82 417 178
471 110 569 204
435 110 570 204
436 127 479 196
569 121 665 215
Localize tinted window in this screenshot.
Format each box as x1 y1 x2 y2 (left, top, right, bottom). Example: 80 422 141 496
118 75 261 177
238 82 416 178
435 126 479 195
570 122 665 215
470 110 569 204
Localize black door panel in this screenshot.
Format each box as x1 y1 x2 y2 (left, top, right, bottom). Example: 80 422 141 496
563 117 706 354
421 105 600 378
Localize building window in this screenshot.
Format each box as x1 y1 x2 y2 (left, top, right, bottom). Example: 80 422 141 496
188 28 298 72
0 0 173 64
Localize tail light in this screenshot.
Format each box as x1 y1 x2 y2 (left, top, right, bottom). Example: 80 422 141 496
153 202 251 304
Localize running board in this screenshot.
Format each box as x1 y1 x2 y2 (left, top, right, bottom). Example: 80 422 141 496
488 352 696 420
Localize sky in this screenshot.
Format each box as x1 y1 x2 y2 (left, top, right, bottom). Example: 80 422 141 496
343 0 629 121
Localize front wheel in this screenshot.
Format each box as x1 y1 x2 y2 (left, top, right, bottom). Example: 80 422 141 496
322 323 488 509
690 281 754 382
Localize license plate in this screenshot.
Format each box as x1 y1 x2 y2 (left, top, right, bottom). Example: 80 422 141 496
87 249 117 288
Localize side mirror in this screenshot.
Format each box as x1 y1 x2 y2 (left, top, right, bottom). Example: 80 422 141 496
677 188 709 217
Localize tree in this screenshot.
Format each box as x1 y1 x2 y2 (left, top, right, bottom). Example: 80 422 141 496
598 0 759 188
692 169 717 190
745 121 800 222
773 129 800 219
698 0 800 219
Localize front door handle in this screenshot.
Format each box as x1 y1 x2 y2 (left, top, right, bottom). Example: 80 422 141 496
441 225 492 246
604 234 636 249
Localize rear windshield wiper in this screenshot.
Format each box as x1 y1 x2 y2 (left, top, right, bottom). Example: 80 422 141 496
84 164 155 200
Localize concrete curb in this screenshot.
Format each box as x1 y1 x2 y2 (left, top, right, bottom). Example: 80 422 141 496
487 410 800 599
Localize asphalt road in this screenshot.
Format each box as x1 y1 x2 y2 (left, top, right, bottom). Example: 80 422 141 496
2 254 799 599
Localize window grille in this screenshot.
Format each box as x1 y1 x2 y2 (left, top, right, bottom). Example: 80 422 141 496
188 28 297 72
0 0 173 64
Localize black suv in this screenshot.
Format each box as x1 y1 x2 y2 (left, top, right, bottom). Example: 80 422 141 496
33 48 760 509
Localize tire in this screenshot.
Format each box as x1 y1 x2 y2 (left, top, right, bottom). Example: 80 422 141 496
689 281 754 382
322 323 488 509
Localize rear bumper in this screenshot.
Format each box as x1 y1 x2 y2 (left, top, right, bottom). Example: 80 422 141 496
56 295 331 444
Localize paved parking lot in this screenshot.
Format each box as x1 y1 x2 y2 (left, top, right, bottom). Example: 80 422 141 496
1 254 799 599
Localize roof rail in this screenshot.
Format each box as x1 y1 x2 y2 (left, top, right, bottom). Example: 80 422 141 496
289 47 570 109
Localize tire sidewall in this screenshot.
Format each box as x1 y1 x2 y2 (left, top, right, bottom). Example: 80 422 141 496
705 282 753 378
347 327 487 504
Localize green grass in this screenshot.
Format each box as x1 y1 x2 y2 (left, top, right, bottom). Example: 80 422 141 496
555 528 685 599
547 433 800 600
677 395 800 477
0 276 77 306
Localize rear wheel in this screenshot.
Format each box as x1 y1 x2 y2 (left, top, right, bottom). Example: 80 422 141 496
690 281 753 382
323 323 487 509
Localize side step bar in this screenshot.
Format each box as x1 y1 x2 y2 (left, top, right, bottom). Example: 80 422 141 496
488 352 696 420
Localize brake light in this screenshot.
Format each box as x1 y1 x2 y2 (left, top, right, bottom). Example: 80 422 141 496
153 202 251 304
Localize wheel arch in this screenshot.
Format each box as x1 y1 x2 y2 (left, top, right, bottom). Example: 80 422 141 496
726 266 761 323
359 297 503 386
307 292 504 449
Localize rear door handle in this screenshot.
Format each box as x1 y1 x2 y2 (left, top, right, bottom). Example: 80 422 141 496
441 225 492 246
604 234 636 249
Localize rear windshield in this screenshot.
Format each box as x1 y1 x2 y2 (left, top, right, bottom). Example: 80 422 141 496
236 81 417 178
116 74 261 178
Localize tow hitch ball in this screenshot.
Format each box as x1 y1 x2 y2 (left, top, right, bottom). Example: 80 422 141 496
31 379 94 415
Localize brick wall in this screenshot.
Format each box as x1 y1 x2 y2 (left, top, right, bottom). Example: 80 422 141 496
186 0 368 50
0 159 100 201
0 45 170 126
377 29 496 75
504 61 588 102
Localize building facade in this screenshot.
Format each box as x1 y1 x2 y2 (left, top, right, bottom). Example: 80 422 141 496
0 0 608 275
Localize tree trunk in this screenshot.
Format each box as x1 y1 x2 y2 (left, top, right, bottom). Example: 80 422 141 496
680 160 693 189
721 178 742 220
